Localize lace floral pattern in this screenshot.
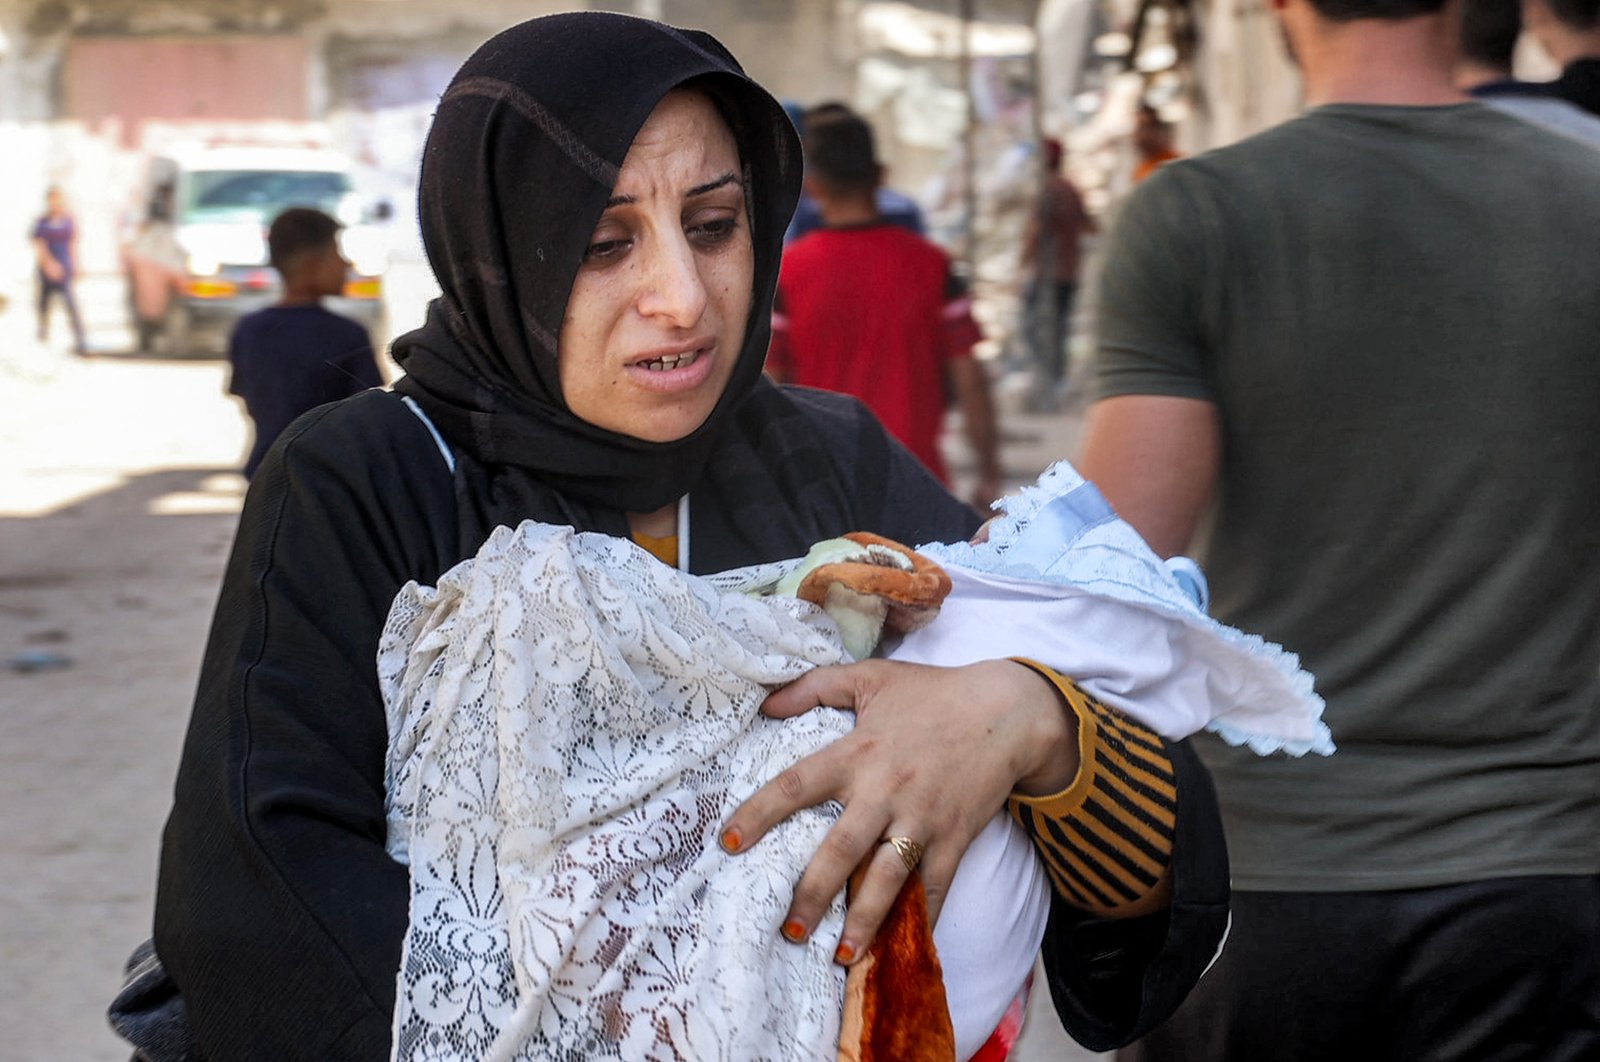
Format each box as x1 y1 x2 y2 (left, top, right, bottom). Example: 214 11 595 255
380 524 853 1061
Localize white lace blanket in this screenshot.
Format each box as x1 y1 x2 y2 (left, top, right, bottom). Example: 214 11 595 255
379 460 1329 1062
381 527 859 1061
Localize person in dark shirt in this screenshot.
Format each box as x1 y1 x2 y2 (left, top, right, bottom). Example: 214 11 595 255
30 186 88 355
1493 0 1600 115
1455 0 1600 141
227 207 383 478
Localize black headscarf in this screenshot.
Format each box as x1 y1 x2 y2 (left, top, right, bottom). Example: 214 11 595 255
392 12 805 537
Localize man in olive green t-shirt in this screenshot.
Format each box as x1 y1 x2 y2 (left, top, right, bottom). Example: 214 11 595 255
1077 0 1600 1057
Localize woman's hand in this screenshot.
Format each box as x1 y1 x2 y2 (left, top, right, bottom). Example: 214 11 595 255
720 658 1078 965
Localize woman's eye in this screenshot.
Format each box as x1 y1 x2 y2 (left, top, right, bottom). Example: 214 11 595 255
583 238 629 263
689 217 738 246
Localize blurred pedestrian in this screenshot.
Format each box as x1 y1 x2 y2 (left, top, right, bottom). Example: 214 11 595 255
1018 136 1096 412
1131 105 1181 183
1077 0 1600 1055
227 207 381 479
784 101 925 243
1457 0 1600 141
1516 0 1600 115
770 109 1003 509
30 186 87 355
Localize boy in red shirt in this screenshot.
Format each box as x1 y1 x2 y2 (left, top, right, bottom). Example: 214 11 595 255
770 108 1001 509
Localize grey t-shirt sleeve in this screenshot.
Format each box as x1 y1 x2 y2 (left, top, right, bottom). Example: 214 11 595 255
1092 167 1217 404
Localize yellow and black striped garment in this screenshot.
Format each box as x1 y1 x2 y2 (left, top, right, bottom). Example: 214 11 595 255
1007 658 1177 919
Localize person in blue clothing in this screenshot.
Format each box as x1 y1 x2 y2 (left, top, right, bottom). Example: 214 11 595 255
227 207 383 479
30 186 88 355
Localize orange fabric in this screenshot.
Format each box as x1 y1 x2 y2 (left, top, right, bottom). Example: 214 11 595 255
631 531 678 568
1133 148 1181 183
837 875 956 1062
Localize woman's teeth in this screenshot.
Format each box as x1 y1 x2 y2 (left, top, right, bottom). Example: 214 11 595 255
640 350 700 372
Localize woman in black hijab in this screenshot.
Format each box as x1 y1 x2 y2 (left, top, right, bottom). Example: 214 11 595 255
138 13 1227 1060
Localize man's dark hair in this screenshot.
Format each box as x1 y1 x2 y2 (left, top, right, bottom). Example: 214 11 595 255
1545 0 1600 29
802 109 878 194
1306 0 1449 21
803 101 856 127
1460 0 1521 69
267 207 340 273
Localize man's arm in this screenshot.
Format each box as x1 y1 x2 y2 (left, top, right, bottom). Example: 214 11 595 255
1066 179 1098 236
31 235 62 281
940 264 1002 509
1079 164 1221 559
1075 393 1221 558
949 356 1002 509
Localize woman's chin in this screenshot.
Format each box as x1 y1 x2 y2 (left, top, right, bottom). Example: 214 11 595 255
603 398 718 444
585 361 735 442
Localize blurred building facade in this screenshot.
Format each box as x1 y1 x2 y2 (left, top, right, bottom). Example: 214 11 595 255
0 0 1303 308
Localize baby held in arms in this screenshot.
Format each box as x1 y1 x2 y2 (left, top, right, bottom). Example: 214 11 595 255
378 460 1330 1062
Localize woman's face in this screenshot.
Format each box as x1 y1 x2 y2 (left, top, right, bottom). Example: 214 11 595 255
558 89 754 443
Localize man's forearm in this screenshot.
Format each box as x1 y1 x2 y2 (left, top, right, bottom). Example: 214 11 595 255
1075 394 1221 558
952 358 1001 480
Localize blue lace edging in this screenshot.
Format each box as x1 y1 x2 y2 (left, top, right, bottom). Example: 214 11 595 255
919 461 1335 758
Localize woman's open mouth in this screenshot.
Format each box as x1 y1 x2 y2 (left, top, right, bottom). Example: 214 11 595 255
626 343 716 393
638 350 701 372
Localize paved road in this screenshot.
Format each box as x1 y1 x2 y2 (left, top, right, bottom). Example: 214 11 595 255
0 270 1102 1061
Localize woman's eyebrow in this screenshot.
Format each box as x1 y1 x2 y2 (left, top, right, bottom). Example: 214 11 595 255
604 172 740 208
687 172 740 197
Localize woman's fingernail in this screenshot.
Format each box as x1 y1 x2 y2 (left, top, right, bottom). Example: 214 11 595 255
720 828 742 853
834 941 857 965
781 919 808 943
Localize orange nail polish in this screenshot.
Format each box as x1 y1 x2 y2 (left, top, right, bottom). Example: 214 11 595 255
834 941 857 965
720 828 741 852
781 919 807 943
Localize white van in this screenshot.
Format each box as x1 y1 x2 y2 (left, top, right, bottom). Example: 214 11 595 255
121 145 390 355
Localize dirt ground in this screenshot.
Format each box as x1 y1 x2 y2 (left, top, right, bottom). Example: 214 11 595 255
0 333 248 1059
0 274 1100 1062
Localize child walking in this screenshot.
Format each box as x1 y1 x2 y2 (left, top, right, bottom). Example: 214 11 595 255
227 207 383 479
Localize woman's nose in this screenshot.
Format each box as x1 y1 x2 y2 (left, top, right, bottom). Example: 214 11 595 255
636 232 708 327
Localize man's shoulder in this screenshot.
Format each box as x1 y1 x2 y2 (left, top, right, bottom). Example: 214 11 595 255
1150 116 1319 187
1483 96 1600 148
863 224 951 268
785 223 948 271
238 304 294 326
230 306 278 340
315 304 375 339
1137 103 1600 211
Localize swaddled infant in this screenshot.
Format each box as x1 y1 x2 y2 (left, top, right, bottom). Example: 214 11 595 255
378 460 1329 1062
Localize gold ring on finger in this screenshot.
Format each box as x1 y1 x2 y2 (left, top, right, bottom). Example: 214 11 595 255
882 835 924 873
